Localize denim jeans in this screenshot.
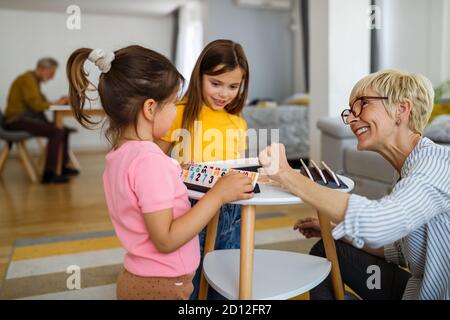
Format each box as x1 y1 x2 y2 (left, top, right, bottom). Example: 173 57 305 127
189 200 241 300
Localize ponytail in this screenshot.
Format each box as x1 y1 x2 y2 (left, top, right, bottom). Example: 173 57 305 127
66 48 99 129
66 45 183 148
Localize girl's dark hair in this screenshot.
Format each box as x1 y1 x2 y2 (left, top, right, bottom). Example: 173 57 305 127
66 45 183 147
182 39 249 130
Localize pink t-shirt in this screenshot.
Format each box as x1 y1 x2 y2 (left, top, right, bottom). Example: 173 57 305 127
103 140 200 277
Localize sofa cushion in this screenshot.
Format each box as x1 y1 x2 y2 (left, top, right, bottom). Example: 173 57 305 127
317 117 354 139
344 148 396 184
346 174 393 199
423 115 450 143
243 105 309 159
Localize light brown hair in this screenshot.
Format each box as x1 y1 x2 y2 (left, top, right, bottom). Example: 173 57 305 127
181 39 249 130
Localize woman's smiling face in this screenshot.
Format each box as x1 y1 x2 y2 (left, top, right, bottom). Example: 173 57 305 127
202 65 243 111
347 90 397 151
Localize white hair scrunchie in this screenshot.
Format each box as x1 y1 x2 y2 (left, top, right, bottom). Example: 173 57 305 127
88 49 115 73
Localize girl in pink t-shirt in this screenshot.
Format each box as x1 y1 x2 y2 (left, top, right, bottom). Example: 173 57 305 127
66 45 254 300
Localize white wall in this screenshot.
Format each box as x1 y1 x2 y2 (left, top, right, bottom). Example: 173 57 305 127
446 0 450 80
379 0 450 85
0 8 174 151
205 0 293 102
329 0 371 115
309 0 370 162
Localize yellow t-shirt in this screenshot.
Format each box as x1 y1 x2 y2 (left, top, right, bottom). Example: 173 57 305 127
161 100 247 163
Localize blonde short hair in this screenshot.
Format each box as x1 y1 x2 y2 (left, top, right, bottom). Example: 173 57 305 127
349 69 435 134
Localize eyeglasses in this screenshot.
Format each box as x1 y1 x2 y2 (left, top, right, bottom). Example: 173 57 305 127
341 96 388 125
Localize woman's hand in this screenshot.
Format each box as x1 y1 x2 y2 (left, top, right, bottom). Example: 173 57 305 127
209 171 254 204
258 143 292 182
293 217 322 238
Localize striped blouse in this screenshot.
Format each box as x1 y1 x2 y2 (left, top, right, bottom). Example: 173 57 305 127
333 137 450 300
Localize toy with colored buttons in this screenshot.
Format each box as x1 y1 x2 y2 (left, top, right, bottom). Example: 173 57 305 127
181 163 260 194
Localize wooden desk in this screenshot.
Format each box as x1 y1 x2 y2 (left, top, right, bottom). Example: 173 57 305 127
188 161 353 300
50 105 105 175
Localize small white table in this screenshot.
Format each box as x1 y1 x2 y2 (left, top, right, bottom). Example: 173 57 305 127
188 166 354 300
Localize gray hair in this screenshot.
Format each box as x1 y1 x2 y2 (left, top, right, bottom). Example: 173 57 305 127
37 57 59 69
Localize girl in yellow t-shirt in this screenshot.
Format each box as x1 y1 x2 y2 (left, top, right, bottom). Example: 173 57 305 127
157 39 249 300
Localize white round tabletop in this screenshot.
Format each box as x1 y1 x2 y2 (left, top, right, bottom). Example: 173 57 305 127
187 173 354 206
203 249 332 300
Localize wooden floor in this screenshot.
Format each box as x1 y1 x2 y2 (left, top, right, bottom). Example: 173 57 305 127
0 151 315 288
0 151 110 287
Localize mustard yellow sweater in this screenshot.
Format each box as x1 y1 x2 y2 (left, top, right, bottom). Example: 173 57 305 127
4 71 50 122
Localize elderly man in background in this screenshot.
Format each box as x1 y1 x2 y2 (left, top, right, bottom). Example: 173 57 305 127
4 57 79 183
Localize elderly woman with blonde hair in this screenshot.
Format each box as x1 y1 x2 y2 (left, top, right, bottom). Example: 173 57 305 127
259 69 450 300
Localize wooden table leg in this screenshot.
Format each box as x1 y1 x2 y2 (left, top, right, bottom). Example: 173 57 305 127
198 210 220 300
54 111 64 176
239 205 255 299
317 211 345 300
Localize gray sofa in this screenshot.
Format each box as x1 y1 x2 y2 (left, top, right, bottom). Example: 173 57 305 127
243 105 309 159
317 116 450 199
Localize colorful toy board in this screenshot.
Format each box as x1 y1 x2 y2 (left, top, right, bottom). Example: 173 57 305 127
181 163 260 194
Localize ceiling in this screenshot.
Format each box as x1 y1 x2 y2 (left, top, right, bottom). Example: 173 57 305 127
0 0 187 17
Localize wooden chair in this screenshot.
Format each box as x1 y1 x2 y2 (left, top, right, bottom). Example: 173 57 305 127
0 111 39 183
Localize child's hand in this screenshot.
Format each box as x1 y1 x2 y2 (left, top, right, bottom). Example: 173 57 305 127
293 217 322 238
210 171 254 204
181 161 194 170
